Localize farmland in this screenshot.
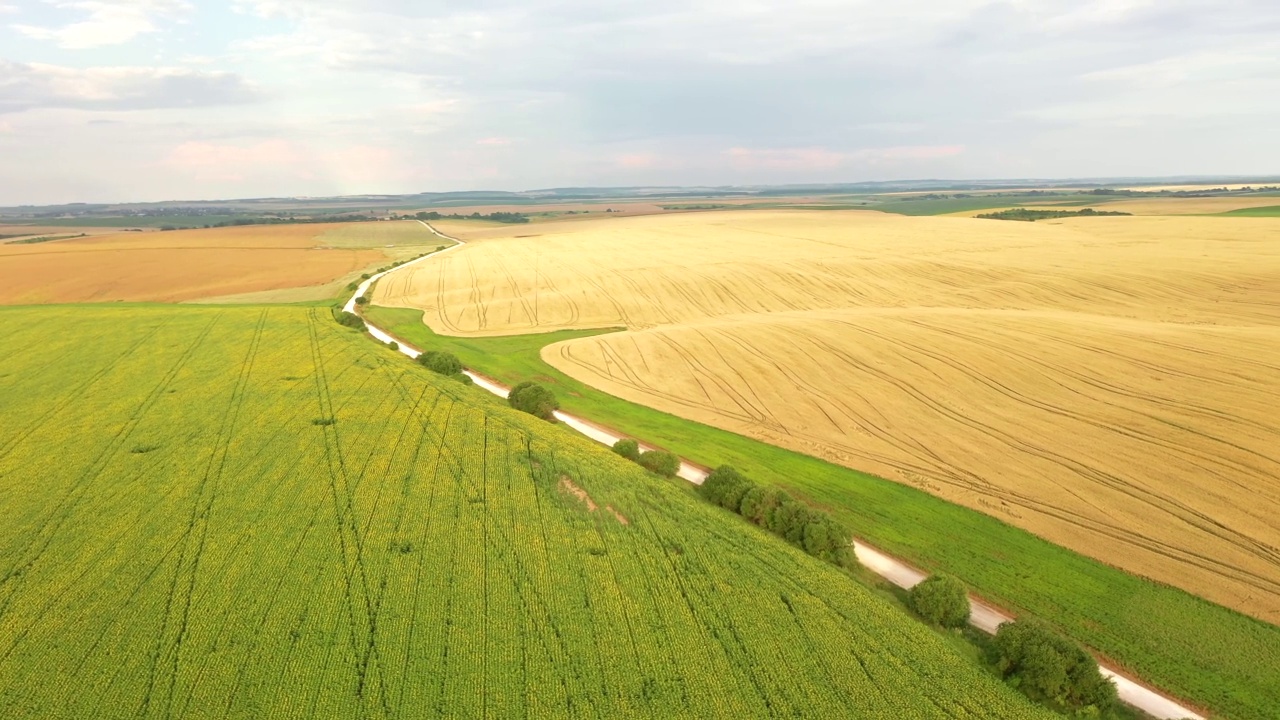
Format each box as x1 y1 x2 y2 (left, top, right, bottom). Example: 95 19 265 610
365 303 1280 720
0 220 439 304
373 209 1280 621
0 304 1053 718
370 208 1280 713
1222 205 1280 217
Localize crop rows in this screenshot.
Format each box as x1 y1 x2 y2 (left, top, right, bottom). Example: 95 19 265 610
0 304 1053 718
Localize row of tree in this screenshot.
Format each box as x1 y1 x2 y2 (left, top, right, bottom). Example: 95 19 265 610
975 207 1132 222
905 574 1117 712
611 439 680 477
695 461 1117 714
412 211 530 224
697 466 851 565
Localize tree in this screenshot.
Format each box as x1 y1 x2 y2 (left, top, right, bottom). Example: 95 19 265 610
637 450 680 478
803 519 841 558
907 575 971 629
768 500 812 545
612 439 641 462
737 486 768 520
699 466 745 505
720 477 755 512
419 350 463 376
332 309 366 331
991 620 1117 711
508 381 559 421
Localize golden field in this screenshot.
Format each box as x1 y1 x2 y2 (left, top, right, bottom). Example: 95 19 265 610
948 195 1280 217
376 209 1280 621
0 220 436 304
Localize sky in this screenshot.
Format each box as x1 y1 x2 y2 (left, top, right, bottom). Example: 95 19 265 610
1 0 1278 205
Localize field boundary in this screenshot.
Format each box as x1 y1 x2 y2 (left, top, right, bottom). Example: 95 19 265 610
347 223 1205 720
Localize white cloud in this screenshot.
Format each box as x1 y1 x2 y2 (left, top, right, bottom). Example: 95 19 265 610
724 145 965 172
0 60 259 113
14 0 192 49
4 0 1280 203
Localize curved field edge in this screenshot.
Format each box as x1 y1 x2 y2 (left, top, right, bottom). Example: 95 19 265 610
0 303 1053 719
366 303 1280 720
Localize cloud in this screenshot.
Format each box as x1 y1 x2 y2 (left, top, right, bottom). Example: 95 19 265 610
13 0 192 49
724 145 964 171
163 139 308 182
0 60 260 114
615 152 658 169
5 0 1280 203
162 139 422 191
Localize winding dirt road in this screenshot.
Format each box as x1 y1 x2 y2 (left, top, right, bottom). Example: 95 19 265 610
350 221 1205 720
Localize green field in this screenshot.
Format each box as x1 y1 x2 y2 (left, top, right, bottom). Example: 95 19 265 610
366 305 1280 720
319 221 452 250
9 215 262 228
868 195 1099 215
1219 205 1280 217
0 304 1055 718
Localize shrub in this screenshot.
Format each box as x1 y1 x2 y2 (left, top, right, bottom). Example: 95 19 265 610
637 450 680 478
450 373 473 386
908 575 971 629
991 619 1117 711
700 466 745 505
508 381 559 421
768 500 812 545
698 467 850 564
388 341 399 351
419 350 463 376
361 273 371 279
354 296 369 306
332 308 366 331
720 477 755 512
612 438 641 462
802 520 832 556
737 486 768 519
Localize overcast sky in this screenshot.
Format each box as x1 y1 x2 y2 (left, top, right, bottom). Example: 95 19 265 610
1 0 1278 204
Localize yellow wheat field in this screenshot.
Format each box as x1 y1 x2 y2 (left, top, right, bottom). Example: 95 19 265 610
375 209 1280 620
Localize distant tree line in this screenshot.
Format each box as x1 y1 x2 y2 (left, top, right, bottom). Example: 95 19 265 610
976 208 1132 222
413 211 530 224
7 233 87 244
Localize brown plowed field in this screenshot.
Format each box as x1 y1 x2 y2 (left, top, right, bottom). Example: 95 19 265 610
376 209 1280 621
0 222 427 304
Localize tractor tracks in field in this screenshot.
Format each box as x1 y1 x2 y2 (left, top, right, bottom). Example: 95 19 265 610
307 309 394 719
140 308 269 720
0 314 221 643
349 226 1212 720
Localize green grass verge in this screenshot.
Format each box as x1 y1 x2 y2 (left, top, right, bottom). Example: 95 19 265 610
366 304 1280 720
1218 205 1280 217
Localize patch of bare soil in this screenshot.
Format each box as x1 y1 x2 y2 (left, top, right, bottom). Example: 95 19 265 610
558 476 597 512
